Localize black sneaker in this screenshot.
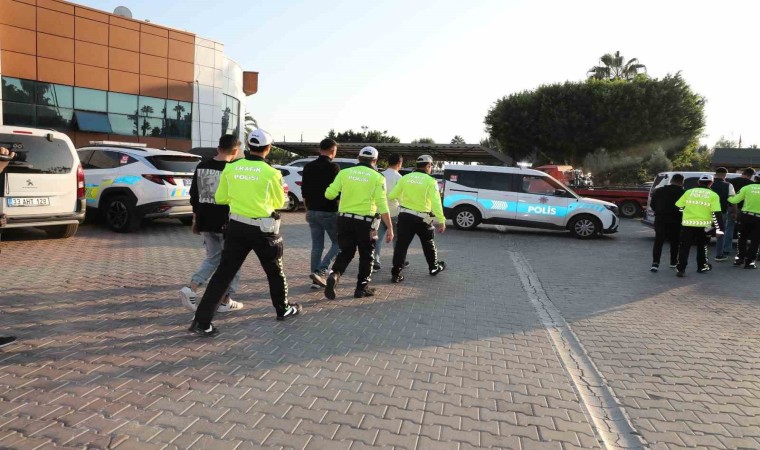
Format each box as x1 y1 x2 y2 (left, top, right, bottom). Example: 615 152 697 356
715 255 727 262
697 264 712 274
650 263 659 272
373 263 381 272
734 258 744 266
391 273 404 283
403 261 410 267
0 336 16 348
325 272 340 300
310 271 327 288
277 303 303 321
676 271 686 278
745 262 758 270
669 263 678 269
188 322 219 337
354 287 376 298
429 261 446 276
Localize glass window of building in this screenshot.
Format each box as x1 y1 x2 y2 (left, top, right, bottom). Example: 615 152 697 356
74 87 107 112
1 77 35 104
36 83 74 109
138 96 166 119
37 105 74 130
108 92 138 115
166 100 192 121
2 102 36 126
222 95 240 136
138 117 164 137
109 114 139 136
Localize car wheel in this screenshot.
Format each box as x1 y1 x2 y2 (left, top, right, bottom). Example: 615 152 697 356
619 201 641 218
43 224 78 239
453 206 481 230
569 215 601 239
104 195 139 233
285 193 299 212
179 217 193 226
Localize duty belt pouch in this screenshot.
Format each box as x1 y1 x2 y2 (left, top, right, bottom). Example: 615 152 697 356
259 217 280 234
423 214 435 225
371 215 381 231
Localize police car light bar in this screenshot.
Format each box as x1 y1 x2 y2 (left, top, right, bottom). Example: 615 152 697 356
516 161 532 169
89 141 148 147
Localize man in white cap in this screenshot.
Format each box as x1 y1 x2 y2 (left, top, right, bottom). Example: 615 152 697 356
674 174 724 277
323 146 394 299
388 155 446 283
189 129 302 337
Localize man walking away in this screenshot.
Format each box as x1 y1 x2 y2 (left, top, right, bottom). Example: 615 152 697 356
180 135 243 312
674 174 724 277
728 171 760 269
301 139 341 289
711 167 735 262
190 129 302 337
650 173 684 272
324 147 393 299
726 168 756 259
375 153 403 271
389 155 447 283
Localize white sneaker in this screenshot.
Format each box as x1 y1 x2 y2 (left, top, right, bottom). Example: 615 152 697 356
217 299 243 312
179 287 197 311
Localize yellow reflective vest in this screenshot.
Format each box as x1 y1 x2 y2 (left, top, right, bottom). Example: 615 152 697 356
388 171 445 224
215 156 286 218
325 164 389 216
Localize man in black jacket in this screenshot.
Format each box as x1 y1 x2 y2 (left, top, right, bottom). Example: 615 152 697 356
650 173 684 272
711 167 735 261
727 168 756 261
300 139 341 289
179 135 243 312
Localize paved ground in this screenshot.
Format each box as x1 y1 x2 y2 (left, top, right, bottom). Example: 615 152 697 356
0 214 758 450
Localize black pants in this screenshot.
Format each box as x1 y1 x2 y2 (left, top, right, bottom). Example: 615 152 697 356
194 220 288 328
677 226 709 272
653 221 680 265
392 212 438 275
737 214 760 263
331 216 376 289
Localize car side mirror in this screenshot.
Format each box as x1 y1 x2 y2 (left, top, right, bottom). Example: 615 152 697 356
554 189 567 197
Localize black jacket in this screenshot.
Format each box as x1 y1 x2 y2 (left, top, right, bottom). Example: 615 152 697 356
711 179 732 213
651 184 684 224
730 177 754 210
190 158 230 233
301 156 340 212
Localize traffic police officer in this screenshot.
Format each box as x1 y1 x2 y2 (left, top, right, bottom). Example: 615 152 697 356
388 155 446 283
324 146 393 300
190 129 302 337
728 171 760 269
674 174 725 277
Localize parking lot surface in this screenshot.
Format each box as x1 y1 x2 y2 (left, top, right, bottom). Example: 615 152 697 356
0 216 758 449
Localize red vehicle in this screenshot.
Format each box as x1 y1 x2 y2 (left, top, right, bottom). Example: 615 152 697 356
572 186 649 218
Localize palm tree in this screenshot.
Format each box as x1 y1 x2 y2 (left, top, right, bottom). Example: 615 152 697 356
588 51 647 81
173 104 185 121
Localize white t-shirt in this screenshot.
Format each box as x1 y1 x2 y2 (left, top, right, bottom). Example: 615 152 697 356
383 168 403 217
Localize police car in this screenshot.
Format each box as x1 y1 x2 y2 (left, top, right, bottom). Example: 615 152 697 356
442 165 619 238
77 141 201 232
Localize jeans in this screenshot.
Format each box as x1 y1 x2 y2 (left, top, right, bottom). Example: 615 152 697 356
191 232 240 295
715 215 729 257
723 214 736 254
374 216 398 263
194 220 290 327
306 210 339 273
331 216 376 289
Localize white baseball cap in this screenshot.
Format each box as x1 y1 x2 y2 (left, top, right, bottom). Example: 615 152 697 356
699 174 714 182
358 146 379 159
417 154 433 164
248 128 273 147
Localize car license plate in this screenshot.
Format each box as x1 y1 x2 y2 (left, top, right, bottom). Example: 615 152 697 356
183 178 193 186
7 197 50 207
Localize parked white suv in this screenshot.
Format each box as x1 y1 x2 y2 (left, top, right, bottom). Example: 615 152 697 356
0 126 85 238
273 165 303 212
442 165 619 239
77 142 201 232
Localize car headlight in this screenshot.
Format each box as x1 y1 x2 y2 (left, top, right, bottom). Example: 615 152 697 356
605 205 619 215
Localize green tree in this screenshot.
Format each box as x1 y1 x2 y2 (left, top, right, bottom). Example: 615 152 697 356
713 136 737 148
647 147 673 174
327 128 400 143
484 73 705 166
588 51 647 81
411 137 436 144
451 135 466 144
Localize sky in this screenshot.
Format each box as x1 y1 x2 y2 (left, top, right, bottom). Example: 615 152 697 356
82 0 760 147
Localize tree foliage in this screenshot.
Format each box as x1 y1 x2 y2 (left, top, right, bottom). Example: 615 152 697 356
713 136 737 148
484 73 706 167
327 128 400 143
450 135 466 144
588 51 647 81
412 137 436 144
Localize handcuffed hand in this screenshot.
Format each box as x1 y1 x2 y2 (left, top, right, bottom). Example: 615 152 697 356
385 230 394 243
436 222 446 234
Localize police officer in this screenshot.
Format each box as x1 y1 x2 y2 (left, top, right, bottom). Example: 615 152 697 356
728 171 760 269
324 146 393 300
190 129 302 337
674 174 724 277
388 155 446 283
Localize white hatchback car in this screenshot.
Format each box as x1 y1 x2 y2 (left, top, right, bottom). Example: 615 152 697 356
0 126 85 238
77 142 201 232
442 165 619 239
273 165 303 212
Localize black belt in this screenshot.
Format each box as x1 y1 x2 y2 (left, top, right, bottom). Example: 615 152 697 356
339 212 373 222
743 211 760 218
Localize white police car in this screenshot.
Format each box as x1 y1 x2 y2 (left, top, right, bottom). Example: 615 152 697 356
442 165 619 238
77 141 201 232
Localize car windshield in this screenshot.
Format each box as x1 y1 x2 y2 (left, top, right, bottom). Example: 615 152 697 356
0 134 73 174
145 155 201 173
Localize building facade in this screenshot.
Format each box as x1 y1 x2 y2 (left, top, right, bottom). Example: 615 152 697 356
0 0 258 151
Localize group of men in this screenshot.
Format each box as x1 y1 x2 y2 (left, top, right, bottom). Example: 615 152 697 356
180 131 447 337
651 167 760 277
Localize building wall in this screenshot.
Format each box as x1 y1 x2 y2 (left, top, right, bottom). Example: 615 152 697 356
0 0 246 151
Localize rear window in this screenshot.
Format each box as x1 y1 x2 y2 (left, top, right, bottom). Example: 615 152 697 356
336 161 356 169
0 134 74 174
145 155 200 173
651 174 668 193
